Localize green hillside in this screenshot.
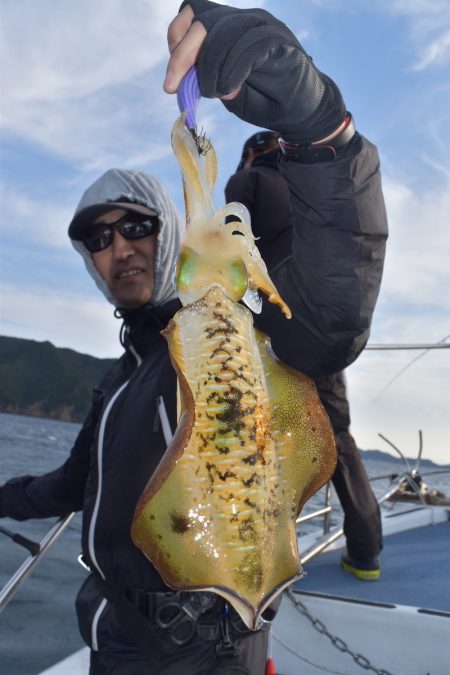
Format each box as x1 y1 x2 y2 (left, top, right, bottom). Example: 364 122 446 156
0 336 115 422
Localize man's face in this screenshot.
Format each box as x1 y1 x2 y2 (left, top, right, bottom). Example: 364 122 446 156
90 208 158 309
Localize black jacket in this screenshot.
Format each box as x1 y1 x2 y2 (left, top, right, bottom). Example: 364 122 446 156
0 132 387 649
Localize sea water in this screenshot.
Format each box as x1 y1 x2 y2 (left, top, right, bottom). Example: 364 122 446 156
1 411 449 675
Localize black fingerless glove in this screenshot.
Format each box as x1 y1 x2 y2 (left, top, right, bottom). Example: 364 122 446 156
179 0 346 143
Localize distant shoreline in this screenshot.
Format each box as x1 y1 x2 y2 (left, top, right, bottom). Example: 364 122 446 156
0 405 83 424
1 409 448 469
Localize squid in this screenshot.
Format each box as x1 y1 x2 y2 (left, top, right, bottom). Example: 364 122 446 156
131 110 336 630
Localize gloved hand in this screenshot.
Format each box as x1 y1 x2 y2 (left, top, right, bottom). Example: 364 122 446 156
175 0 346 143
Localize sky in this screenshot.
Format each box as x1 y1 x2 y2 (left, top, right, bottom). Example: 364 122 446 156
1 0 449 464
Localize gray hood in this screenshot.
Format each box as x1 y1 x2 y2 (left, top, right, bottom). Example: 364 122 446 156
70 169 184 308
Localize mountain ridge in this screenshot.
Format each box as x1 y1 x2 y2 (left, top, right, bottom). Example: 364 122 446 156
0 335 115 422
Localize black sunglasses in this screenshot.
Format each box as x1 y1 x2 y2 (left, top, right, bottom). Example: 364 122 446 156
83 214 159 253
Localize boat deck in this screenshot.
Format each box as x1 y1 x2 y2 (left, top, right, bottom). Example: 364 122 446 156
296 516 450 613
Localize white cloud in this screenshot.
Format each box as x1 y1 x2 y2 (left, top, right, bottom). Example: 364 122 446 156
345 166 450 465
412 29 450 70
0 0 180 104
377 174 450 313
346 345 450 465
0 284 121 359
341 164 450 464
309 0 450 70
389 0 449 19
0 183 75 249
0 0 183 171
0 0 268 173
382 0 450 70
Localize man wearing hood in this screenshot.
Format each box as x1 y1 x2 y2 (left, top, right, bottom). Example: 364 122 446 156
0 2 388 673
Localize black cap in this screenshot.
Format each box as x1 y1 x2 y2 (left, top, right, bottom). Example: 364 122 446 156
237 131 280 170
242 131 278 154
68 201 158 241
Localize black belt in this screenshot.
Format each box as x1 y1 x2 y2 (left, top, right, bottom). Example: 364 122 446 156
125 588 261 647
92 572 272 668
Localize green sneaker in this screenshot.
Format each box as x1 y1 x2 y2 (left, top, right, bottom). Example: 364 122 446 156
340 554 380 581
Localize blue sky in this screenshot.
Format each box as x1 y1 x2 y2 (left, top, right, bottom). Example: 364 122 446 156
1 0 449 464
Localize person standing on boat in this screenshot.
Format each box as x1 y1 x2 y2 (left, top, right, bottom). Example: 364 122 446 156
0 1 388 673
225 133 383 581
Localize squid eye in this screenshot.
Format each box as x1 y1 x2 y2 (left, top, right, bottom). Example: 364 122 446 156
225 215 243 225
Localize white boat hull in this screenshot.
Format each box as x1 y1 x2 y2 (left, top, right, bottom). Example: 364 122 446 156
273 590 450 675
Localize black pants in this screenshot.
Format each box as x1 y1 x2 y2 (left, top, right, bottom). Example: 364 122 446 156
89 628 269 674
314 372 382 561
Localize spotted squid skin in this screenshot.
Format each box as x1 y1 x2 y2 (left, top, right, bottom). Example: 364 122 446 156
131 112 336 630
131 286 336 629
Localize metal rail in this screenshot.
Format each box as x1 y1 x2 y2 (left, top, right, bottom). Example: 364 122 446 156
297 483 333 531
365 343 449 350
297 473 435 566
0 513 75 613
297 506 332 525
297 482 344 564
300 527 344 565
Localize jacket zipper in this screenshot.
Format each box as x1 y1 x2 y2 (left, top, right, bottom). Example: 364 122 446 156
88 380 129 581
91 598 108 651
88 342 142 650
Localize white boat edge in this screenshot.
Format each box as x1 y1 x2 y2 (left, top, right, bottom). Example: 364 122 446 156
273 584 450 674
38 647 90 675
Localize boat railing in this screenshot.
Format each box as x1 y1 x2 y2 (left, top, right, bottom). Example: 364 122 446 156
295 479 346 565
298 463 450 566
0 513 75 613
296 476 414 566
297 339 450 563
296 482 333 533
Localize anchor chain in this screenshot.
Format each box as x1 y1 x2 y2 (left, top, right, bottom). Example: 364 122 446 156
285 589 394 675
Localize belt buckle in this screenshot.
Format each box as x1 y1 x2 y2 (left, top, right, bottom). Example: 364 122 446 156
154 595 197 646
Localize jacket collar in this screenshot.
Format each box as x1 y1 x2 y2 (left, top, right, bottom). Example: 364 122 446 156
117 299 181 358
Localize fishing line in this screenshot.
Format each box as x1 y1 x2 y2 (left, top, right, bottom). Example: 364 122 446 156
372 334 450 401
